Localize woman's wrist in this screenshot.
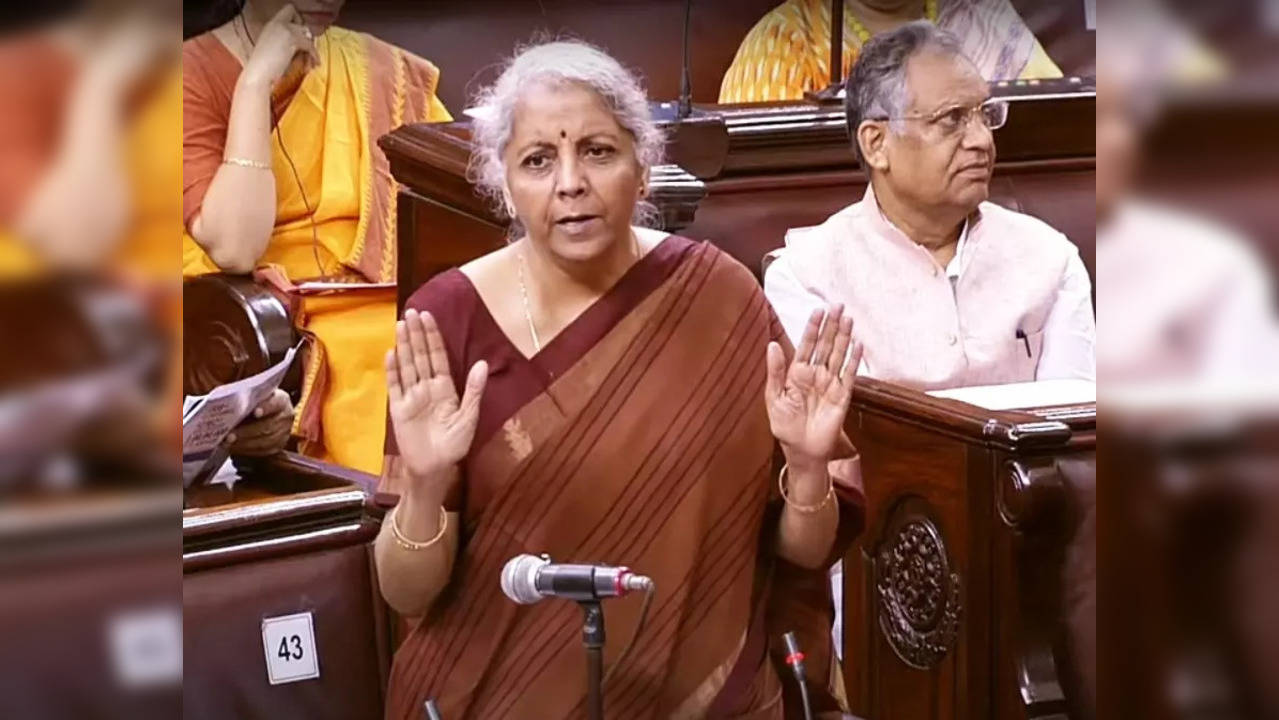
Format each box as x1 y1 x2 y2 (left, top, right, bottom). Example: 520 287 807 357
234 68 274 98
781 458 830 507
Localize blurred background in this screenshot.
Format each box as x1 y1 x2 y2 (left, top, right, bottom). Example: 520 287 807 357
0 1 181 718
1097 0 1279 718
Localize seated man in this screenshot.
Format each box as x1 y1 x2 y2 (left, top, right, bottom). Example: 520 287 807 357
720 0 1062 103
182 0 451 475
764 22 1095 667
766 21 1094 392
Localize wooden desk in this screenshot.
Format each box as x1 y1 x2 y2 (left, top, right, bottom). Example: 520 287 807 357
843 378 1095 720
183 453 390 720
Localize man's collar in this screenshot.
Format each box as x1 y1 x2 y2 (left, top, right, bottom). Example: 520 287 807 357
859 184 983 252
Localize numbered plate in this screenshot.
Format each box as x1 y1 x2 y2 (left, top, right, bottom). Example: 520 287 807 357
261 612 320 685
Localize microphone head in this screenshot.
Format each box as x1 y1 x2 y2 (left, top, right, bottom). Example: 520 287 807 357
500 553 549 605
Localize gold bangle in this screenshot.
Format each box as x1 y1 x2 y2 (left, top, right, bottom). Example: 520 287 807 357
223 157 272 170
778 463 835 514
389 504 448 551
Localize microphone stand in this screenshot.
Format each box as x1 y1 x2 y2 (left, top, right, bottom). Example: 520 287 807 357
806 0 846 103
579 601 606 720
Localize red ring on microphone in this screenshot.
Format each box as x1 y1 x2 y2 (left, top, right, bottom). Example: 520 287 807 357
614 568 630 596
784 651 805 666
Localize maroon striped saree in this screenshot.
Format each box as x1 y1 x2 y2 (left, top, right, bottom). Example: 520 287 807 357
384 236 862 719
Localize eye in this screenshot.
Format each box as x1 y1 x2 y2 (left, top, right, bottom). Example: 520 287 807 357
584 144 616 160
936 107 966 132
521 153 551 170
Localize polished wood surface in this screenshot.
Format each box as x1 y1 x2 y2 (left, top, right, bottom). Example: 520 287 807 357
842 377 1094 720
183 453 391 720
182 274 300 397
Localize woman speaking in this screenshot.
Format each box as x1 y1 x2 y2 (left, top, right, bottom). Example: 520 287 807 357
375 41 863 719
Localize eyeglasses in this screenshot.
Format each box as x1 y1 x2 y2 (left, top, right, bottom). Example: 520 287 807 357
876 98 1009 136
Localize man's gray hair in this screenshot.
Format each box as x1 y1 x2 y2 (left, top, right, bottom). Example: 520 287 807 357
469 40 665 230
844 21 967 166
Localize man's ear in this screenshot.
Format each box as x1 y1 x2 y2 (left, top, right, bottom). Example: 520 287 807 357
857 120 890 172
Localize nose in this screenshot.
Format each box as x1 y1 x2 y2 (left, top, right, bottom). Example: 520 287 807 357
555 153 588 199
961 113 995 154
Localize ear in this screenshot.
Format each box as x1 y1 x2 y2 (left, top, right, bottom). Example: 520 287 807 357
637 166 650 198
501 187 517 218
857 120 891 172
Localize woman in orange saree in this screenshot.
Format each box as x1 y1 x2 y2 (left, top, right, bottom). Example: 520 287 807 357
182 0 451 473
375 41 865 719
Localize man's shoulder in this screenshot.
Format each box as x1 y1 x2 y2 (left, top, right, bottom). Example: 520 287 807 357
977 201 1075 253
783 202 862 250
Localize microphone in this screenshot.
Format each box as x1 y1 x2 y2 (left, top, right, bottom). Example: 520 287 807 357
501 554 653 605
783 631 815 720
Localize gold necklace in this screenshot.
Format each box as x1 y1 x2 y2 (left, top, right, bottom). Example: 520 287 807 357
516 248 542 354
846 0 939 44
515 233 643 356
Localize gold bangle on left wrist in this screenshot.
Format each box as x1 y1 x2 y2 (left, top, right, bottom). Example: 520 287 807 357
778 463 835 514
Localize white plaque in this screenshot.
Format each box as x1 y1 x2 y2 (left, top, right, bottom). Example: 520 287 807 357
261 612 320 685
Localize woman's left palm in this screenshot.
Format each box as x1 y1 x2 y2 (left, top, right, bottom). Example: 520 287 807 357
766 305 861 464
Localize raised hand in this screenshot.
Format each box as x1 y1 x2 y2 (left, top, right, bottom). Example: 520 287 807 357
765 305 861 471
242 4 320 89
386 309 488 485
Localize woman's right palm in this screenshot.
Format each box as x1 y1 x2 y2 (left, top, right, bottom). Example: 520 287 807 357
386 310 487 481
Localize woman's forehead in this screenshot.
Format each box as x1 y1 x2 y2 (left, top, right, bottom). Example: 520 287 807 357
509 82 623 140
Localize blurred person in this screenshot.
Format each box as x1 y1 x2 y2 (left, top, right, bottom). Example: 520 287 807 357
376 41 864 719
181 0 452 475
719 0 1062 103
0 5 181 482
0 8 177 275
1096 9 1279 385
763 22 1095 671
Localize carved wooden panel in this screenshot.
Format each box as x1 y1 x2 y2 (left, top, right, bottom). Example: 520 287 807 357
876 502 963 670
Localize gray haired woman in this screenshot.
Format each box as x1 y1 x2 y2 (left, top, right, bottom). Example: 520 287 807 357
376 40 863 719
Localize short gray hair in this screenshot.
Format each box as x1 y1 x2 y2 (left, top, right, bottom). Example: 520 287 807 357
844 21 966 166
468 40 665 230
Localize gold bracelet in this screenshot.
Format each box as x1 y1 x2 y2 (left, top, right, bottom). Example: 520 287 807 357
223 157 272 170
778 463 835 514
389 504 448 551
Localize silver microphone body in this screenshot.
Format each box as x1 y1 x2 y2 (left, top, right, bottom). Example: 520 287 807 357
501 554 653 605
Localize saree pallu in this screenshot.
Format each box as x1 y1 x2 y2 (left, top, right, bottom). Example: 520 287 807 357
182 27 450 474
386 240 862 719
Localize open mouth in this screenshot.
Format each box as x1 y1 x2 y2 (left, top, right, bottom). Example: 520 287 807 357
555 214 602 233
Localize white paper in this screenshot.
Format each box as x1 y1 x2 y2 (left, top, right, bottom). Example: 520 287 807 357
181 345 298 484
927 379 1095 411
261 612 320 685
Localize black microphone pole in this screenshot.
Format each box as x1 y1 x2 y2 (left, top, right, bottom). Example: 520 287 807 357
677 0 693 119
783 631 815 720
580 601 606 720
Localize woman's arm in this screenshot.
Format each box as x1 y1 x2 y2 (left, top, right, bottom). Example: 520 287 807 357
186 72 276 273
774 460 841 569
765 304 862 569
187 5 317 273
15 20 164 269
374 309 488 618
374 461 460 617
